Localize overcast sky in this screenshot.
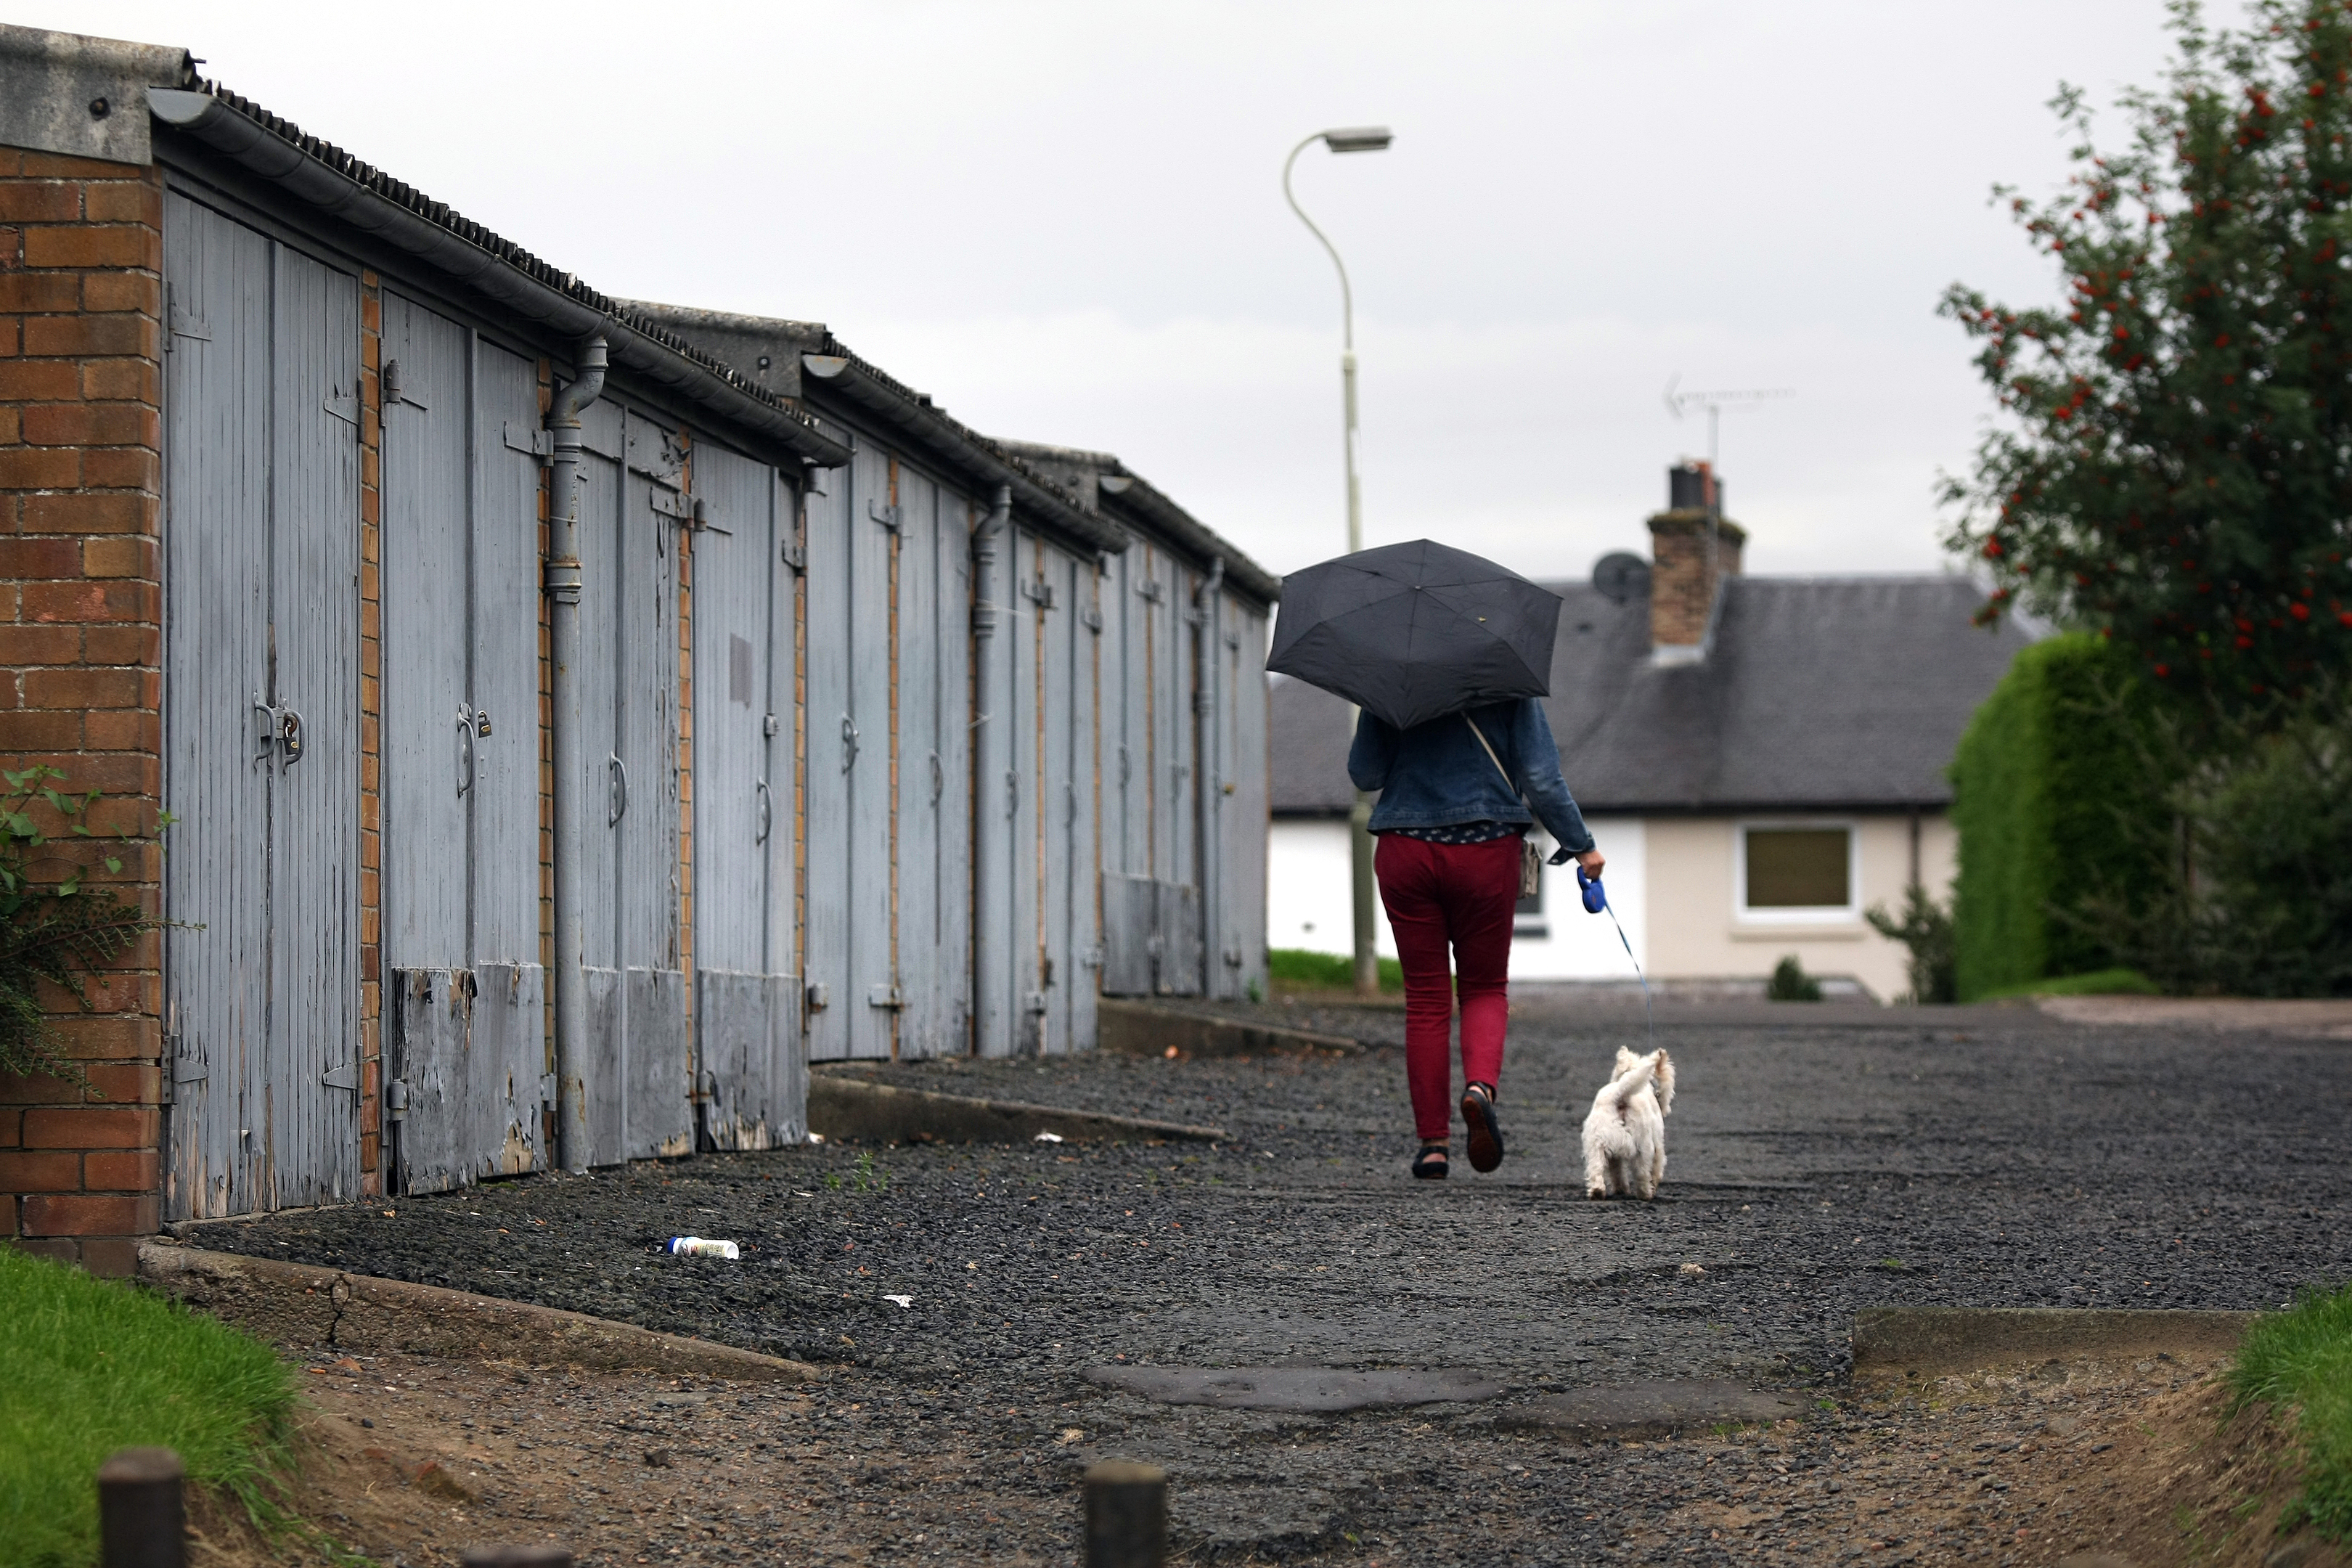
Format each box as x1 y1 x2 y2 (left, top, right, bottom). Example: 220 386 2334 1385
28 1 2186 583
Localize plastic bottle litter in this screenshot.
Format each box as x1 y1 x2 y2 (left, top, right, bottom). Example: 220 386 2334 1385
1033 1131 1066 1143
665 1236 740 1259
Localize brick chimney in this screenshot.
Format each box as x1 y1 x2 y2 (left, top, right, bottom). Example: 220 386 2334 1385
1646 461 1745 659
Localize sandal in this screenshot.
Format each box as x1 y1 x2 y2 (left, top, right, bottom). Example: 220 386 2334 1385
1410 1145 1449 1180
1461 1082 1505 1173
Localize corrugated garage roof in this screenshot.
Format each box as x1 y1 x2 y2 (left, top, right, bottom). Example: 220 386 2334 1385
1271 576 2032 815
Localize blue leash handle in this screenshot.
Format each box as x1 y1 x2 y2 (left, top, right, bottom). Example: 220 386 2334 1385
1577 865 1654 1048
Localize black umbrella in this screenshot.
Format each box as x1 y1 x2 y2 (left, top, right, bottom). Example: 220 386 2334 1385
1267 539 1563 732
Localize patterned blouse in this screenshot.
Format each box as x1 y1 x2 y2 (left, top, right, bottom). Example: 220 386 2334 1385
1384 820 1521 846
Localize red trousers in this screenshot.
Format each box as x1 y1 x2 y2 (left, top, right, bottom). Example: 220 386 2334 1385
1373 833 1520 1142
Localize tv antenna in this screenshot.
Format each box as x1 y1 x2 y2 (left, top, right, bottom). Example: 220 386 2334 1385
1663 375 1794 584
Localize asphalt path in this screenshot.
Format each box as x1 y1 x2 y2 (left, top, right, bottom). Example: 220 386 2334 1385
197 1001 2352 1564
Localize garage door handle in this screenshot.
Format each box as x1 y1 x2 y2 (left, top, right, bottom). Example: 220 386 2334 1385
456 706 475 796
929 751 944 807
841 714 859 773
608 752 629 826
755 779 772 844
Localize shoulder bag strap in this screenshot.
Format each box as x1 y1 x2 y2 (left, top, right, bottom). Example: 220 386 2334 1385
1462 714 1518 799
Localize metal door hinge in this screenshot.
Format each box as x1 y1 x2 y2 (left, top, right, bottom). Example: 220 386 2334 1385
805 981 830 1011
687 497 732 536
1136 578 1165 603
651 489 695 523
383 359 430 410
164 1051 205 1104
1080 946 1104 971
1082 605 1103 632
867 500 902 532
321 1061 360 1093
1224 947 1245 968
867 984 905 1010
166 285 208 349
322 384 359 427
503 422 553 461
764 712 781 738
1023 579 1057 610
388 1079 410 1122
782 539 807 572
1023 991 1049 1016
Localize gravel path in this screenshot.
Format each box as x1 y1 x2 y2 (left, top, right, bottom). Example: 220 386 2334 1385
195 1003 2352 1564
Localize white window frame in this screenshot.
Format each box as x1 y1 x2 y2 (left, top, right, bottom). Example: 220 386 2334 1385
1734 819 1859 924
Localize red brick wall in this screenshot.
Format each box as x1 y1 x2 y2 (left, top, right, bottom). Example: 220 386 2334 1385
0 148 167 1276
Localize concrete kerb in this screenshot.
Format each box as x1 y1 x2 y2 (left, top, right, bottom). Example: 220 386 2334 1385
135 1241 820 1381
807 1073 1225 1146
1095 998 1364 1060
1852 1307 2259 1381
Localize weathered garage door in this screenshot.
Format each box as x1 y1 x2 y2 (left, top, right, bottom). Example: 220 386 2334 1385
1224 600 1272 1000
1098 545 1152 997
690 440 801 1146
1096 544 1201 998
894 466 972 1058
376 293 547 1193
161 192 361 1220
803 440 897 1060
572 403 690 1161
1039 539 1100 1053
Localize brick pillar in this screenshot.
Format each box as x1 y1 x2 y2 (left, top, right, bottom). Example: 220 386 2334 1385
0 148 167 1275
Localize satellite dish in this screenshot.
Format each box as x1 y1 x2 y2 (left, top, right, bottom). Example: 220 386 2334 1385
1592 552 1652 605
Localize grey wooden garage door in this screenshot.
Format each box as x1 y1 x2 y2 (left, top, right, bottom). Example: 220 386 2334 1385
377 292 547 1193
690 439 801 1147
161 192 361 1220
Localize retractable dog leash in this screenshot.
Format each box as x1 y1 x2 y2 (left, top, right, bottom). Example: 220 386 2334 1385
1578 865 1654 1048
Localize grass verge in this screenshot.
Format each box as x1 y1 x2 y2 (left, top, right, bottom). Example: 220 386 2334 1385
2229 1280 2352 1543
0 1246 299 1568
1977 967 2163 1001
1268 947 1403 993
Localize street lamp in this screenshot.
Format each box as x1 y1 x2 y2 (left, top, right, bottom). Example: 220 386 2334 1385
1283 124 1392 997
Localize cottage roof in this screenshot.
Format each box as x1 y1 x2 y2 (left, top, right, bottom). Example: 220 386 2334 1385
1271 575 2030 816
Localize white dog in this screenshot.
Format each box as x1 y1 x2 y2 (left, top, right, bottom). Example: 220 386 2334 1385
1582 1046 1675 1199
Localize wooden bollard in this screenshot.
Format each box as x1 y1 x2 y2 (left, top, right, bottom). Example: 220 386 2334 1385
98 1447 184 1568
1084 1459 1167 1568
460 1551 573 1568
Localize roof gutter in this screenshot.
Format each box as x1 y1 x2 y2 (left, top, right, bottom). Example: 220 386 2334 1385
1098 472 1279 605
147 87 852 472
799 353 1125 554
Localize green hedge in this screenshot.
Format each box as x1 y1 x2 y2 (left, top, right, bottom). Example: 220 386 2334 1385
1948 634 2168 1000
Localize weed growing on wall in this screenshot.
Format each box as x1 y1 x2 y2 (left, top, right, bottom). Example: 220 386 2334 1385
0 767 166 1087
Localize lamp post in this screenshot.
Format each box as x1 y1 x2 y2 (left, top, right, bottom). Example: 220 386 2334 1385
1283 123 1392 997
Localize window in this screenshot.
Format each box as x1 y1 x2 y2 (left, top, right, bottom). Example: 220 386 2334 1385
1739 825 1854 918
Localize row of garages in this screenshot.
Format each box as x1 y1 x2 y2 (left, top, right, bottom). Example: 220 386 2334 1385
0 27 1273 1222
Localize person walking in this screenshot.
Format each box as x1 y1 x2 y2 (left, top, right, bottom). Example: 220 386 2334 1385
1348 697 1601 1179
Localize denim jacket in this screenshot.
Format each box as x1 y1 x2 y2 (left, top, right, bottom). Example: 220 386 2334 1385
1347 698 1596 860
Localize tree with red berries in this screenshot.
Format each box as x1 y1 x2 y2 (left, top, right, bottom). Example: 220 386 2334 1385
1942 0 2352 712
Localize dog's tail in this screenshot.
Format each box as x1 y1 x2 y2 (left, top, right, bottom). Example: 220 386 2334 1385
1598 1051 1658 1110
1653 1048 1675 1116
